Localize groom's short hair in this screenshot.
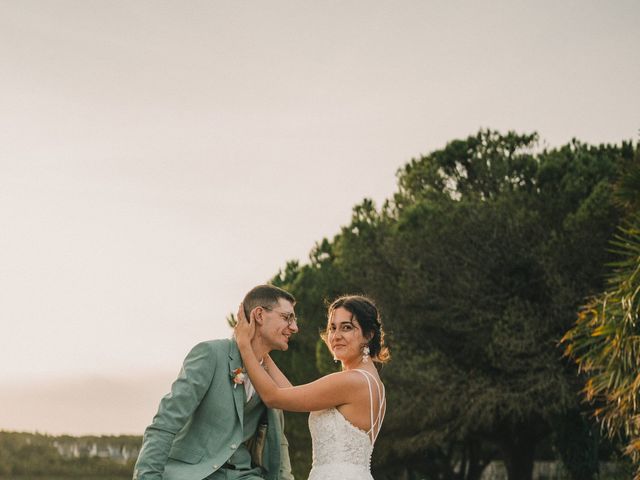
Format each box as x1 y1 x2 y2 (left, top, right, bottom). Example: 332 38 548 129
243 284 295 318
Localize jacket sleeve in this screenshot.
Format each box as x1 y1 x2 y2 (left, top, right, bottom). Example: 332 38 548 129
133 342 217 480
277 410 295 480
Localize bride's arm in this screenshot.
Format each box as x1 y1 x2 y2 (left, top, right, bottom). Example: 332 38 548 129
264 354 293 388
235 305 360 412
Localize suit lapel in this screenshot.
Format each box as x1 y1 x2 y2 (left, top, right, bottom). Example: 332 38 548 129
228 339 245 428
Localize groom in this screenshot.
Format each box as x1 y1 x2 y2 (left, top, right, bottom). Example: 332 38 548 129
133 284 298 480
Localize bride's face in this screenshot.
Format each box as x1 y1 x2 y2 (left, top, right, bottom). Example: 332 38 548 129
326 307 367 363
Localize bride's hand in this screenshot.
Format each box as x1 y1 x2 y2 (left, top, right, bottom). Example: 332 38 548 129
235 303 255 347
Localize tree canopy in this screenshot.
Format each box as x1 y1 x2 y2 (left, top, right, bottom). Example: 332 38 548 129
271 130 634 480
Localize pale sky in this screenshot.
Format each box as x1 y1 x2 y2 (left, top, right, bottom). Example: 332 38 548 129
1 0 638 435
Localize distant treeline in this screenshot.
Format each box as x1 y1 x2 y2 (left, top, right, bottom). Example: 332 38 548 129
0 431 140 477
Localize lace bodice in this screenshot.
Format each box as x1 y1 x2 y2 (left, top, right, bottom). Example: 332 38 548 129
307 369 385 480
309 407 373 468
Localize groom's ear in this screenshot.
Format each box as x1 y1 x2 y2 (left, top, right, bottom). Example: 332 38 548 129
251 307 264 326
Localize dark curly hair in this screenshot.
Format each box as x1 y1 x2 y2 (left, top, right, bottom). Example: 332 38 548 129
325 295 390 363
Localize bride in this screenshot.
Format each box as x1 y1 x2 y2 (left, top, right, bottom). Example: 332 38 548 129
235 295 390 480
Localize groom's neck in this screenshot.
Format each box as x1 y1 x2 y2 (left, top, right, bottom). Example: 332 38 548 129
250 336 268 363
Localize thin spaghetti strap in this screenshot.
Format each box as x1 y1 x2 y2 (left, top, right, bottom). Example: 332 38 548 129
374 382 386 443
354 369 385 443
369 375 385 443
354 369 375 443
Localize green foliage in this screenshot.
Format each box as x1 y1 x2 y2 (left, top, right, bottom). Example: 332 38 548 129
270 130 633 479
562 150 640 478
563 220 640 475
351 132 625 476
550 409 601 480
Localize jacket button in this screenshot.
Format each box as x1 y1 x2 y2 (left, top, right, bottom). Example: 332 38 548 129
230 443 237 449
213 464 219 469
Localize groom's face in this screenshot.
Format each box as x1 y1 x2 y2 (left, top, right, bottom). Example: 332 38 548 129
258 298 298 352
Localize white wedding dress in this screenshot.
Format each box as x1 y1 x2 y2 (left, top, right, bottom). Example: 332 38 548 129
307 369 386 480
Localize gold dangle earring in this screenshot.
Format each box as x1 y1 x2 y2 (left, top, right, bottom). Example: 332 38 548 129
362 344 370 363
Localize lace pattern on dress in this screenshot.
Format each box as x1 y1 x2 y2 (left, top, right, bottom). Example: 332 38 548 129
306 369 386 480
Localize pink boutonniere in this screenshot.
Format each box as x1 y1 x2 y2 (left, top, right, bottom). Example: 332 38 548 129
231 367 246 388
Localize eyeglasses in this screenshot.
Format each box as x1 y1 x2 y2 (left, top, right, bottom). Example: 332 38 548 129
261 305 298 326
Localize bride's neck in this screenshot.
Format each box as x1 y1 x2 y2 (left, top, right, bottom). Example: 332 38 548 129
341 359 368 371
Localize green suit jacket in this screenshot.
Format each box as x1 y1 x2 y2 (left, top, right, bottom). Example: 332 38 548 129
133 339 294 480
